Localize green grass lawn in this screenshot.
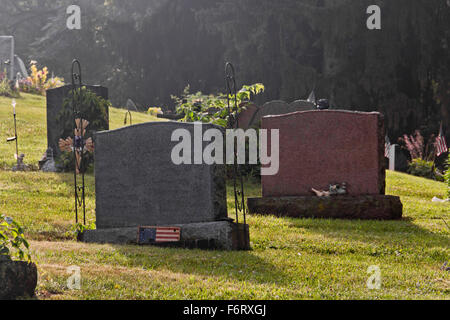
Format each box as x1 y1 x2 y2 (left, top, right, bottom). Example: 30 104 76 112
0 93 449 300
0 93 162 168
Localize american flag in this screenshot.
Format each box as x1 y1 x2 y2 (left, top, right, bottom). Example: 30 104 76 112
138 226 181 244
385 135 391 158
435 123 448 157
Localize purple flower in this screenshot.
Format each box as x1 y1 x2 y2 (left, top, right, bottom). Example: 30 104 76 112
4 216 13 224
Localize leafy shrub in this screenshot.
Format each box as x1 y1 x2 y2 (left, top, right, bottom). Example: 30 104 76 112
65 222 96 240
0 71 20 98
56 87 110 172
407 158 442 180
173 84 265 179
173 83 264 127
399 130 444 180
0 214 32 262
57 148 94 174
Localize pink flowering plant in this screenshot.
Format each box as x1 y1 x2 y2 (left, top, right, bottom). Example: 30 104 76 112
399 130 434 161
399 130 443 180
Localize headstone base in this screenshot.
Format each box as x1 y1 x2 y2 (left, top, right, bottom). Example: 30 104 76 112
248 195 402 220
79 221 250 250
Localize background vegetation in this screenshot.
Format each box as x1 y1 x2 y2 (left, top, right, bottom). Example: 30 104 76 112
0 0 448 146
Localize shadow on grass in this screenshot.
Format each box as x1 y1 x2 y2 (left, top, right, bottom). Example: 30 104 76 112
279 215 449 256
109 243 293 288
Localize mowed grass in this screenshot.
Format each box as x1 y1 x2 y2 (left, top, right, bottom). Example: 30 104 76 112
0 94 449 300
0 93 162 168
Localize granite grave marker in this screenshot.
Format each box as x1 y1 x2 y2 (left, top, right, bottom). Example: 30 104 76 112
237 99 315 129
80 122 250 250
0 36 14 80
248 110 403 220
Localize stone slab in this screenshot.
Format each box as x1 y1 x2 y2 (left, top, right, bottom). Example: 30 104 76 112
0 36 14 80
157 113 184 120
262 110 385 197
0 261 37 299
94 122 228 229
79 221 250 250
248 195 403 220
46 84 109 158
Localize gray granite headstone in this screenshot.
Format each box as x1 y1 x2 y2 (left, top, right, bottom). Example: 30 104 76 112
0 36 14 79
94 122 228 229
46 84 109 158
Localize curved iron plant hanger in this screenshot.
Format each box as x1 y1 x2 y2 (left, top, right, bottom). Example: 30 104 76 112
124 109 132 126
225 62 247 236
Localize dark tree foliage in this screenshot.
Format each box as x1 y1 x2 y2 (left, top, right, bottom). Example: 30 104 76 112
0 0 448 143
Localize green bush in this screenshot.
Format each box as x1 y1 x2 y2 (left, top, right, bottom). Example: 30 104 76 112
173 84 265 178
56 87 110 172
57 149 94 174
174 83 264 127
0 77 19 98
59 87 110 139
0 214 32 262
407 158 443 181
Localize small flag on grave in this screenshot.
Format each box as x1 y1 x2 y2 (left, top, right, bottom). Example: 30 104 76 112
435 123 448 157
137 226 181 244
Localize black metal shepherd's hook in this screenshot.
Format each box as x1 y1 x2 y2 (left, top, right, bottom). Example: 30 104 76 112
6 99 19 166
225 62 247 239
124 109 132 126
71 59 86 225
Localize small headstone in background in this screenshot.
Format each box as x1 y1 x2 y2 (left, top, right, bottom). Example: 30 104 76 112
12 154 28 172
237 99 315 129
0 36 14 79
236 103 258 129
39 148 57 172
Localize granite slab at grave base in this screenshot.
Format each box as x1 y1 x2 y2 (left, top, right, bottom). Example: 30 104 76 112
0 260 38 300
247 195 403 220
79 221 250 251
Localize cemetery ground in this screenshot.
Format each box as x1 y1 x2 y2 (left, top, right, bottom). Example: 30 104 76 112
0 94 449 300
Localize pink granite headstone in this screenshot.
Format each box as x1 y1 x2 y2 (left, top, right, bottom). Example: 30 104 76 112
262 110 385 197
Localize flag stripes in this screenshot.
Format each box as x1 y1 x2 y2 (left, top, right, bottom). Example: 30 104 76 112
155 227 181 242
436 124 448 157
385 135 391 158
138 226 181 244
